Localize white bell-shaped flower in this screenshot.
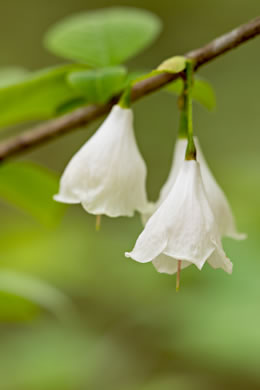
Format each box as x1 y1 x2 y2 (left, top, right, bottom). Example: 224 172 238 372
143 137 245 240
126 160 233 275
54 105 148 217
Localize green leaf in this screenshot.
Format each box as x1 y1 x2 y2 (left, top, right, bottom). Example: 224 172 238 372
0 270 76 321
166 77 216 110
0 326 91 389
67 66 127 104
44 7 162 67
126 70 149 84
165 78 183 95
191 77 216 111
0 67 29 87
157 56 186 73
55 97 88 115
128 70 156 85
0 291 40 322
0 161 64 226
0 64 87 127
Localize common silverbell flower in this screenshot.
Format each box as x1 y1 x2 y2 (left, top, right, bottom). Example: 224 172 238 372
126 160 233 275
54 104 149 218
142 137 245 240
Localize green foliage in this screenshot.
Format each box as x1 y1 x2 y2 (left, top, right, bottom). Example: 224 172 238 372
167 77 216 110
0 64 87 127
0 270 75 321
0 67 29 87
55 97 89 115
126 70 149 84
68 66 128 104
0 291 40 322
191 77 217 111
0 64 148 126
44 7 162 67
0 161 64 226
157 55 187 73
0 326 91 389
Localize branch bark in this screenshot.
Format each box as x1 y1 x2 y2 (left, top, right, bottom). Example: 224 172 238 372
0 16 260 161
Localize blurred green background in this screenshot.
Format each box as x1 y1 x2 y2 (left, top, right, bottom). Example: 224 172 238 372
0 0 260 389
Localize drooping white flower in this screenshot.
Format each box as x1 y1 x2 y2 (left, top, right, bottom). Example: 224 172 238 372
143 137 245 240
54 104 149 217
126 160 233 275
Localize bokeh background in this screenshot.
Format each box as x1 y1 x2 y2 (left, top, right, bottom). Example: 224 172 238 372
0 0 260 389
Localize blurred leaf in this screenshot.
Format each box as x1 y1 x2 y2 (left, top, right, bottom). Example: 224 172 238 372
128 70 158 85
68 66 127 103
165 78 183 97
0 270 75 321
0 66 29 87
191 77 216 110
157 55 186 73
126 375 211 390
0 161 64 226
126 70 149 84
55 96 88 115
0 326 92 390
166 77 216 110
0 291 40 322
44 7 162 67
0 64 86 127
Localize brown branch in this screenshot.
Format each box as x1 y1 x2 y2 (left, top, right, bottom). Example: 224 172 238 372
0 16 260 161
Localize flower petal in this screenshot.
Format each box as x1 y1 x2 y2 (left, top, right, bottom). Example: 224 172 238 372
127 161 225 271
207 240 233 274
125 214 168 263
53 193 80 204
140 201 156 225
55 105 149 217
195 139 245 240
150 137 245 240
152 254 191 274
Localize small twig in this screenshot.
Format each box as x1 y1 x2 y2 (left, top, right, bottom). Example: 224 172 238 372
0 16 259 161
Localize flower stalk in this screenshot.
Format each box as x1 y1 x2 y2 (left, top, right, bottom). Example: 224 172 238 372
179 60 196 161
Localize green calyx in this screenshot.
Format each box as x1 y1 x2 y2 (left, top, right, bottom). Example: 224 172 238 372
119 85 132 108
185 136 197 160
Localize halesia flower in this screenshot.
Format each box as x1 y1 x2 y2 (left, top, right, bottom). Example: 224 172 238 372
143 137 245 240
54 105 149 217
126 160 233 275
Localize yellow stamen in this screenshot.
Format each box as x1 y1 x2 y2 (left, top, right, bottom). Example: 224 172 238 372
176 260 182 292
96 215 101 231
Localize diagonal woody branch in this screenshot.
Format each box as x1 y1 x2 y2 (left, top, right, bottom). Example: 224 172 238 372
0 16 260 161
